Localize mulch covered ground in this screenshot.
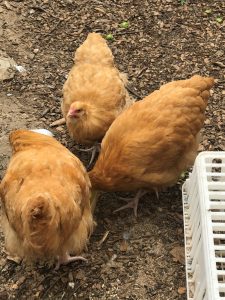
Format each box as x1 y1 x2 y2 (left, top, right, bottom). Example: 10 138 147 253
0 0 224 299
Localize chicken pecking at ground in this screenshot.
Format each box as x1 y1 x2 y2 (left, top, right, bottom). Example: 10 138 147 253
88 75 215 217
61 32 133 165
0 129 96 268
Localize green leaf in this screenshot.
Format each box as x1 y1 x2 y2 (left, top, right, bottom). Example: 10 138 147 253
179 0 186 5
205 9 212 14
105 34 114 41
216 17 223 23
120 21 129 29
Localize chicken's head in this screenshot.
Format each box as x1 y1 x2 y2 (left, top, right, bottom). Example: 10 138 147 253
67 102 86 120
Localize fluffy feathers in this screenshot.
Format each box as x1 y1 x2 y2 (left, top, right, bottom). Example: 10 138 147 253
89 75 214 198
0 130 94 265
62 32 132 146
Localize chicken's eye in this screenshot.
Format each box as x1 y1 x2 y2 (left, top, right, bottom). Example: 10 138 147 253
76 109 82 113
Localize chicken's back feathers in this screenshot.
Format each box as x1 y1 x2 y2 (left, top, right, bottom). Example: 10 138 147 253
0 130 94 262
147 75 213 105
89 75 214 191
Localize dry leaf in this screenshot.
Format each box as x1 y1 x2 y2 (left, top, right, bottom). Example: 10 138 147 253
120 240 128 252
170 246 185 264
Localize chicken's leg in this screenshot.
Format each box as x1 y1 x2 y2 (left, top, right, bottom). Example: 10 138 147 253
114 190 147 217
74 143 101 167
55 253 87 270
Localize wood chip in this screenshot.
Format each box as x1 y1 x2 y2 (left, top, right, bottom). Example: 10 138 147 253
178 287 186 295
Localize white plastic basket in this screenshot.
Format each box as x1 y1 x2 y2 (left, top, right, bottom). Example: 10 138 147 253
182 151 225 300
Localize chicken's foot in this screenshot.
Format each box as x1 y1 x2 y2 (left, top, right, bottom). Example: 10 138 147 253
114 190 147 217
55 253 87 270
50 118 66 127
74 144 101 167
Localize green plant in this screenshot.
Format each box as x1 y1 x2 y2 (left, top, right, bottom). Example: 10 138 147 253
216 17 223 23
205 9 212 14
119 21 129 29
179 0 186 5
105 34 114 41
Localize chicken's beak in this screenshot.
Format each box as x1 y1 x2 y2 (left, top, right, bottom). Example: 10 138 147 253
67 109 77 118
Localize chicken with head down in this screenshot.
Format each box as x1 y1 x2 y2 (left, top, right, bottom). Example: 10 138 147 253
62 32 133 164
88 75 214 216
0 130 95 268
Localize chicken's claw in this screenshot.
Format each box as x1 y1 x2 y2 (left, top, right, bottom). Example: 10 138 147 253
87 144 101 167
6 255 22 264
74 145 95 152
114 190 147 217
74 144 101 167
114 199 139 217
55 253 87 270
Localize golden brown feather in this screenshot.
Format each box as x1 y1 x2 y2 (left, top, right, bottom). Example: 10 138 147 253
88 75 214 215
0 130 95 267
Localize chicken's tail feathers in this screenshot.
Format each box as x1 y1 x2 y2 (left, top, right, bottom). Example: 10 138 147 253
198 76 215 104
74 32 114 66
190 75 214 91
86 32 105 43
22 193 59 257
161 75 214 94
185 76 214 105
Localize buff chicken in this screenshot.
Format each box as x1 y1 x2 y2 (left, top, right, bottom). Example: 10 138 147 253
0 129 95 268
62 32 133 164
88 75 214 216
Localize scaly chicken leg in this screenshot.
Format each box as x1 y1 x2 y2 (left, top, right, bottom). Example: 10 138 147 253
114 188 160 217
74 143 101 167
114 190 147 217
55 253 87 270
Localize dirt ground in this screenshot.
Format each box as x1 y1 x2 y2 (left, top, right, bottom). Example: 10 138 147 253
0 0 224 299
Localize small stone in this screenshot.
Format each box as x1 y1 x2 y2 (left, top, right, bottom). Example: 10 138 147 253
11 283 19 290
33 49 39 54
28 53 35 60
204 58 209 64
55 126 64 132
68 282 75 289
